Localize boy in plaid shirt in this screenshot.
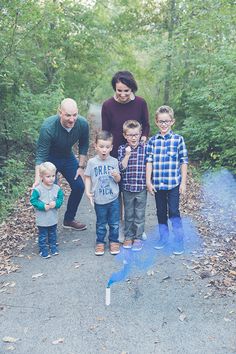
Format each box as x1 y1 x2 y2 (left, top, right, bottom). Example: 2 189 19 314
146 106 188 255
118 120 147 251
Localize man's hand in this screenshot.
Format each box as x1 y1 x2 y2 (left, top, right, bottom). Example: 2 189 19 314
74 167 85 181
44 204 50 211
32 179 40 190
146 182 156 196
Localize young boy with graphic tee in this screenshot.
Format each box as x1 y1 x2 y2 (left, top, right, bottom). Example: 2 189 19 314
85 131 121 256
146 106 188 255
30 162 64 258
118 120 147 251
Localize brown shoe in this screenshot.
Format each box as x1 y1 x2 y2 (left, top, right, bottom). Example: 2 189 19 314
95 243 105 256
63 220 87 231
110 242 120 255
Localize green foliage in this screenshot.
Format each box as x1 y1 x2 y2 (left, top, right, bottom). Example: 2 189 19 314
0 0 236 221
0 156 33 222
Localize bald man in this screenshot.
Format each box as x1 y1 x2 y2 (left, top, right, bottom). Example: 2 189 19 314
34 98 89 230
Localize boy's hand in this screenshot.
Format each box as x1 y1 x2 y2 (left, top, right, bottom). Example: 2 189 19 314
110 170 120 182
141 136 147 143
146 182 156 196
179 182 186 195
125 146 132 156
44 204 50 211
111 170 119 178
86 192 94 207
49 201 56 208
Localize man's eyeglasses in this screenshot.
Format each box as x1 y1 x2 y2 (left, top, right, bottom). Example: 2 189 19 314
157 120 172 125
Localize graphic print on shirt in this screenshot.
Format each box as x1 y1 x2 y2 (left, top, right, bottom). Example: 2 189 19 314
94 164 115 197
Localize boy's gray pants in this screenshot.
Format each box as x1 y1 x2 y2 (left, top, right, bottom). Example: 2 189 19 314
123 189 147 240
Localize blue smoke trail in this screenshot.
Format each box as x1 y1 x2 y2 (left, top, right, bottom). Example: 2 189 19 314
107 169 235 287
107 218 202 287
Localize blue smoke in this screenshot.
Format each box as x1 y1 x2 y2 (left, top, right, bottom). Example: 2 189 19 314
107 217 202 287
201 169 236 235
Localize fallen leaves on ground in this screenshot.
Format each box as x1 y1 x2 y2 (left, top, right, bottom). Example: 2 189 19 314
181 171 236 297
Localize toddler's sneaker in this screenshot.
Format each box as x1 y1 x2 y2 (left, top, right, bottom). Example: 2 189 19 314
95 243 105 256
110 242 120 255
40 249 51 259
51 245 59 256
123 239 132 249
132 239 143 252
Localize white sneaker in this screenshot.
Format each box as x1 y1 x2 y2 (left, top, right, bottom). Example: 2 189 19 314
142 232 147 241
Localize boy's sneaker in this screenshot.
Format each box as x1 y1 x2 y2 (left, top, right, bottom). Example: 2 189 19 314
154 239 167 250
173 242 184 255
95 243 105 256
51 246 59 256
142 232 147 241
40 250 51 259
123 240 133 249
132 239 143 252
110 242 120 255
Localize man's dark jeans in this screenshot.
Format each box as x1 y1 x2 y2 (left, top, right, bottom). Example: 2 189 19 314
49 153 84 221
94 198 120 244
38 224 57 253
154 185 184 242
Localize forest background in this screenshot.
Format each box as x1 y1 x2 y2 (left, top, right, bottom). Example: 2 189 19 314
0 0 235 221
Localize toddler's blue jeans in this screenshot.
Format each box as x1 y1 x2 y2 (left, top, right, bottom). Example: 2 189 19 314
94 198 120 244
38 224 57 253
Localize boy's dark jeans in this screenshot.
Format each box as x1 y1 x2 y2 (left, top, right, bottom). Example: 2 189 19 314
94 198 120 244
154 185 184 242
38 224 57 253
49 153 84 222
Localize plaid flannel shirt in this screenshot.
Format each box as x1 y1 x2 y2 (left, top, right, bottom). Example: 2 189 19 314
118 142 146 192
146 130 188 190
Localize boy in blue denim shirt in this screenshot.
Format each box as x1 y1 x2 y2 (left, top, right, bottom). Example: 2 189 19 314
85 131 121 256
30 162 64 258
146 106 188 254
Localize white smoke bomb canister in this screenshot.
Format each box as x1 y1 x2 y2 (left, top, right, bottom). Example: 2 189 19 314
105 287 111 306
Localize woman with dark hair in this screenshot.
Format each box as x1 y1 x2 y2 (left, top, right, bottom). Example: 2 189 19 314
102 71 150 158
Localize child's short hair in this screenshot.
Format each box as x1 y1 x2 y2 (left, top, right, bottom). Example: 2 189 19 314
39 162 56 177
155 105 174 120
123 120 142 133
95 130 113 143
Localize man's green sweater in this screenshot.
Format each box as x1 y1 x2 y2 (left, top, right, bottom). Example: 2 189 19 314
36 115 89 165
